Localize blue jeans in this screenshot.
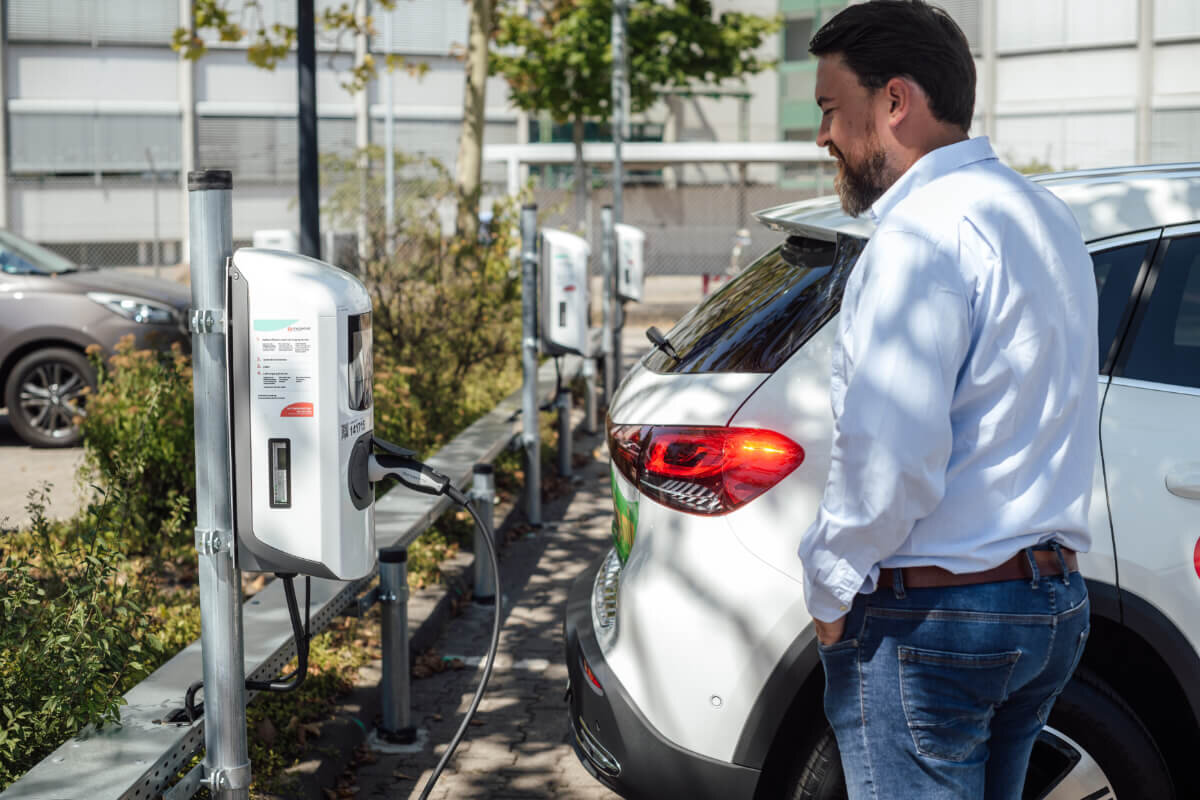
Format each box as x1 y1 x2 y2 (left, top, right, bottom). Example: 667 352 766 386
817 554 1090 800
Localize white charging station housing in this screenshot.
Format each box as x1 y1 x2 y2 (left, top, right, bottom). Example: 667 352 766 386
538 229 590 356
227 248 375 580
614 223 645 303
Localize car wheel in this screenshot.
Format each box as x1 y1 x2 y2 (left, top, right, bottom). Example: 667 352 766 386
785 670 1173 800
3 347 95 447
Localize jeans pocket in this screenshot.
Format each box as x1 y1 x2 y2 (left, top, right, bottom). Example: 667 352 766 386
899 645 1022 762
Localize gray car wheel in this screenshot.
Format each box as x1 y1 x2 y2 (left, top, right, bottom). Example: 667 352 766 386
4 347 95 447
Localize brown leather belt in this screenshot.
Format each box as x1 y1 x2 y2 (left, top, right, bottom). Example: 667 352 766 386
877 548 1078 590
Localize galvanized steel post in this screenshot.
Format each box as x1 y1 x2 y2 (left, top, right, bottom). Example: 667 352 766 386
600 205 615 403
520 204 542 527
611 0 629 388
378 547 414 742
582 356 598 435
557 389 572 479
188 169 251 799
471 464 497 603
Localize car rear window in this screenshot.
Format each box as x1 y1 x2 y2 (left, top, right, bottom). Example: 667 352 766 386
642 233 865 374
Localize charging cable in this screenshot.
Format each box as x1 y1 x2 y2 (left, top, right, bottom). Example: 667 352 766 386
368 439 503 800
174 574 312 723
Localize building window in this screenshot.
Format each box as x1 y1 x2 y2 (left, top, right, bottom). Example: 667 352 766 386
1151 108 1200 163
784 17 815 62
9 113 180 176
8 0 179 45
198 116 354 184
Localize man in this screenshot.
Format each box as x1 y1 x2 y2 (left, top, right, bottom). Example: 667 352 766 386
796 2 1097 798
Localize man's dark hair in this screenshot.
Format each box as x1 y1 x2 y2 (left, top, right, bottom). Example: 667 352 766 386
809 0 976 131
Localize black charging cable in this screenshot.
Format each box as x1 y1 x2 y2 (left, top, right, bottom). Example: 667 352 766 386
367 440 503 800
174 573 312 723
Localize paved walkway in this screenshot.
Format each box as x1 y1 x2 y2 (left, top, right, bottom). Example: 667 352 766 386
352 426 621 800
344 325 680 800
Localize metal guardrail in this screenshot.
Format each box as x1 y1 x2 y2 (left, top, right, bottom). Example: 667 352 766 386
0 348 594 800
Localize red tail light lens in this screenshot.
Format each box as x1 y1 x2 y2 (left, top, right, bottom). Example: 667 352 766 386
608 424 804 516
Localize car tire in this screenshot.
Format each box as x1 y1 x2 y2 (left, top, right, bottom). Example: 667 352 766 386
784 669 1173 800
3 347 95 448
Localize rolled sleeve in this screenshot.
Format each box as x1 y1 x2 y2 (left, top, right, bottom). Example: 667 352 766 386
799 230 970 622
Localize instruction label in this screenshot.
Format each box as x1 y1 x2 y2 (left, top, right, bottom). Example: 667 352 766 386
253 318 316 417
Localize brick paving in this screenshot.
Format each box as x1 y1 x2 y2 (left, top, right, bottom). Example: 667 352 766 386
351 434 622 799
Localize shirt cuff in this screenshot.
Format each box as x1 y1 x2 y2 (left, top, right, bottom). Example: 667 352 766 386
802 561 867 623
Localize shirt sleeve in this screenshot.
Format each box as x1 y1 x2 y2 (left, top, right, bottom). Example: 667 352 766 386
799 229 971 622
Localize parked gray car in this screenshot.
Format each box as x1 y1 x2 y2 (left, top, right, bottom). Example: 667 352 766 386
0 231 191 447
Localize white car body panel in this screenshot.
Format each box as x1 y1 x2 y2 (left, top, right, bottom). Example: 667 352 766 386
608 360 767 427
603 494 811 762
1099 378 1200 658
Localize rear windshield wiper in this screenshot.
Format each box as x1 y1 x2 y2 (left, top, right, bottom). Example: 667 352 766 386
645 325 681 363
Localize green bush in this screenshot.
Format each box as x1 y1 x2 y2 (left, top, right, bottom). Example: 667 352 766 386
0 489 165 788
80 337 194 556
322 148 524 456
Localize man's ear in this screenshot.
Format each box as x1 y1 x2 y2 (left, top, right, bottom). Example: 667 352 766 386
883 76 915 130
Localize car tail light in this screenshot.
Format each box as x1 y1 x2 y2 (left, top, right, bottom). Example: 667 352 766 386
608 423 804 516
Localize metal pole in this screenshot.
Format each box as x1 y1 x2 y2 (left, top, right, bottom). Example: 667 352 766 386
520 204 542 527
471 464 496 603
378 547 414 742
557 389 572 479
600 205 615 399
583 356 597 435
147 148 161 279
188 169 250 800
611 0 628 388
298 0 320 258
383 9 395 253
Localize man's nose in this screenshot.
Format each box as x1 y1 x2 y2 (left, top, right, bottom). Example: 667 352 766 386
816 126 830 148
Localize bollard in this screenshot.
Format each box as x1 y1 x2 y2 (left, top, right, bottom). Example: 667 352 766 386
520 204 542 527
600 206 615 405
471 464 497 604
379 547 415 743
188 169 252 799
583 356 598 435
557 389 572 479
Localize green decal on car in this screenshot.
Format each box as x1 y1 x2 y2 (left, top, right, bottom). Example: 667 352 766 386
610 465 638 563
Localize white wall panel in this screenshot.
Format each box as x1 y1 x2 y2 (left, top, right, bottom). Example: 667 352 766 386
995 50 1138 112
1151 108 1200 162
1064 0 1137 46
7 45 178 102
998 0 1065 51
1154 43 1200 106
197 50 358 105
1155 0 1200 39
994 111 1135 169
999 0 1137 51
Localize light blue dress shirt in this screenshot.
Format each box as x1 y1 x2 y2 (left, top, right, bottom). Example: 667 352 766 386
798 137 1099 623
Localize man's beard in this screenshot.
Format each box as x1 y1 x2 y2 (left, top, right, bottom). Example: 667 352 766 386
831 143 893 218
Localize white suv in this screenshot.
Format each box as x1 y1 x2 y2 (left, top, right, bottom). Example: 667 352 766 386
565 163 1200 800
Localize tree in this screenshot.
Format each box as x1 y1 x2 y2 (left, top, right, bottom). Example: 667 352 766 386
490 0 779 231
455 0 495 244
174 1 498 248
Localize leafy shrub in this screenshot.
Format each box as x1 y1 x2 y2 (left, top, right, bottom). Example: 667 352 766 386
80 337 194 555
322 148 524 456
0 489 164 788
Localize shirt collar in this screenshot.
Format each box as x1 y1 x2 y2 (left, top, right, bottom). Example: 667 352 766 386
868 136 999 223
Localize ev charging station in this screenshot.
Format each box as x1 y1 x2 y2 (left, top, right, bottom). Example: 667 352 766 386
613 222 645 304
538 228 591 357
227 248 376 580
186 170 500 800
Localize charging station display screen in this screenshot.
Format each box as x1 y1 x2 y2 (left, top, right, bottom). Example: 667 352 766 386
348 312 372 411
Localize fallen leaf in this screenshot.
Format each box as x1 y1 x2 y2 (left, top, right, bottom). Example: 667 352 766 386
392 770 415 780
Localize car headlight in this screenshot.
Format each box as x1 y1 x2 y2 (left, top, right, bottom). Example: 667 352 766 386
87 292 180 325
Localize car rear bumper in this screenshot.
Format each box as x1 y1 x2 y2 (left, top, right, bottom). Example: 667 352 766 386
564 554 762 800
